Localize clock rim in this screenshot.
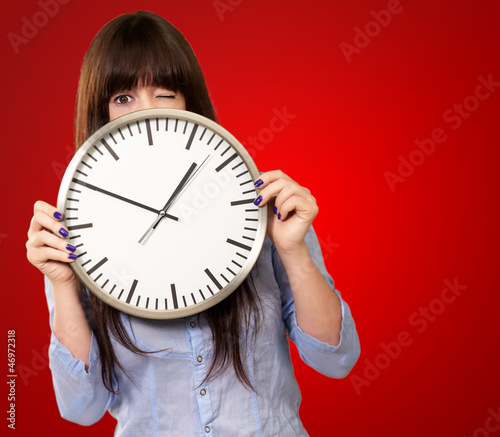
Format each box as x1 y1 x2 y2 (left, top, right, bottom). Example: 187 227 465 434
57 108 267 319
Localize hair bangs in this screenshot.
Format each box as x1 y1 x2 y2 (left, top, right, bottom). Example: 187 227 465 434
103 23 186 100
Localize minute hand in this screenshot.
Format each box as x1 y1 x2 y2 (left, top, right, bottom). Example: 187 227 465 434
72 178 178 221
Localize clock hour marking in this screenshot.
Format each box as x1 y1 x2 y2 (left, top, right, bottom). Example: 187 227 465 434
230 198 254 206
185 124 198 150
145 119 153 145
126 279 138 304
101 139 120 161
171 284 179 309
205 268 222 290
67 223 93 230
86 257 108 275
226 238 252 250
215 153 238 172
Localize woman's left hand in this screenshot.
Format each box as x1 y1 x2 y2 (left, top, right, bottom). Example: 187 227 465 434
253 170 319 253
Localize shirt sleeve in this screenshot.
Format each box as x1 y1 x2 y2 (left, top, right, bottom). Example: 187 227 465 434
44 276 116 425
273 226 361 378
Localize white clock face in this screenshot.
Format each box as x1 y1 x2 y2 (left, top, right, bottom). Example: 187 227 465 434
58 109 267 319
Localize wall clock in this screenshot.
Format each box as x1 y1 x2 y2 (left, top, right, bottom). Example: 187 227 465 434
57 108 267 319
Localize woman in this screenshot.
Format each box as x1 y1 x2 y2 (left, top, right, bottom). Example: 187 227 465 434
26 11 360 436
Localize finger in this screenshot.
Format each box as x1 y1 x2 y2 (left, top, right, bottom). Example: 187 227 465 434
276 195 319 222
254 178 289 206
29 210 69 239
253 170 291 189
29 245 78 265
273 182 314 211
34 200 64 221
30 229 77 254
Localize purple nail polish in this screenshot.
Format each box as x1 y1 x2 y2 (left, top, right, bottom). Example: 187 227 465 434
66 244 76 253
68 253 78 260
59 228 69 238
273 206 278 214
53 211 63 220
254 179 264 188
254 195 263 206
278 213 282 220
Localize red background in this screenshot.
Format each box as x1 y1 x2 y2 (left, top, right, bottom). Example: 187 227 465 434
2 0 499 435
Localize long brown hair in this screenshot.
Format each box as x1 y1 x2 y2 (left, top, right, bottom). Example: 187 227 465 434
74 11 261 393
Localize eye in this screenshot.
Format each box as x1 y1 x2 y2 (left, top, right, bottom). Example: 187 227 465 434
113 94 133 104
156 94 176 99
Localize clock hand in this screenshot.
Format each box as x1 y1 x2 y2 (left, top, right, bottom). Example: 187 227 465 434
72 178 179 221
138 155 210 244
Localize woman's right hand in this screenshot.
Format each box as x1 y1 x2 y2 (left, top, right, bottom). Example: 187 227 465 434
26 200 78 286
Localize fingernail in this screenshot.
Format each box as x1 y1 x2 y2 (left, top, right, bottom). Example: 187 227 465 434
53 211 63 220
278 213 282 220
66 244 76 253
59 228 69 238
254 179 264 188
68 253 78 260
254 195 262 206
273 206 278 214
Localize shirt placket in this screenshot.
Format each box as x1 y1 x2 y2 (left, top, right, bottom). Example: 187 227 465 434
186 317 215 436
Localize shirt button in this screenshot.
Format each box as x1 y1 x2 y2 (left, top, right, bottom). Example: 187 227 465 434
205 426 211 433
197 356 203 363
200 389 206 396
190 321 196 328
